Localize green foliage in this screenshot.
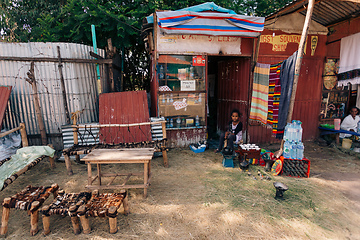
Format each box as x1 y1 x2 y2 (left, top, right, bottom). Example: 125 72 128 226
0 0 291 91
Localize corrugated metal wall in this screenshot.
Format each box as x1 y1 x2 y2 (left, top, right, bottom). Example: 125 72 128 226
253 32 326 143
0 42 105 148
217 58 251 132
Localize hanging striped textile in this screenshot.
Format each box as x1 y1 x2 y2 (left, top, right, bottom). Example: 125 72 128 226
267 62 282 134
156 11 264 37
249 63 270 125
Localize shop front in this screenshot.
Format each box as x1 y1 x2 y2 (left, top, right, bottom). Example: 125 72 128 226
142 2 264 147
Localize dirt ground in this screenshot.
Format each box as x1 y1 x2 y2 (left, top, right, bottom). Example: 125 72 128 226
1 141 360 240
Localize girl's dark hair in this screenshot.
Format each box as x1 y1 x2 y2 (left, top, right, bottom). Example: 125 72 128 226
231 109 241 117
350 106 360 114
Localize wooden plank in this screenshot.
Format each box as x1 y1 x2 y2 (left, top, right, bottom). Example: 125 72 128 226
85 184 148 190
0 126 21 138
82 148 154 161
101 172 143 177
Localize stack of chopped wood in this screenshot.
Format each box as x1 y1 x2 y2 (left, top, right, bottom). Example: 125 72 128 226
0 184 59 236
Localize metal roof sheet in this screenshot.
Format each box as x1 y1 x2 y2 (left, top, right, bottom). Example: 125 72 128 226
266 0 360 27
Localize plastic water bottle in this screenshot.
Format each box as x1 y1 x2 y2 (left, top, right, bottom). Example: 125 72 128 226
288 123 295 142
290 141 297 159
284 124 289 140
169 118 173 128
283 140 291 158
297 142 304 160
166 118 169 128
176 117 181 128
298 121 303 142
292 120 299 142
195 115 200 127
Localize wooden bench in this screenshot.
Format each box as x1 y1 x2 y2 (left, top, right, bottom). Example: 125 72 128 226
62 121 168 176
0 184 59 236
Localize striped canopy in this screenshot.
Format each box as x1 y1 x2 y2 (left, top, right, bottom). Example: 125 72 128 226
157 11 264 37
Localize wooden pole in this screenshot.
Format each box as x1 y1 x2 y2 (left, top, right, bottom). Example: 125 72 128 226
107 39 116 92
57 46 71 125
286 0 315 123
41 205 51 236
19 123 29 147
77 205 91 234
161 121 168 167
30 201 40 236
72 113 81 164
26 62 47 145
0 198 11 235
108 206 118 234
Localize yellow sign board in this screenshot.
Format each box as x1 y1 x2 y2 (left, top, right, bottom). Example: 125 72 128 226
260 35 308 52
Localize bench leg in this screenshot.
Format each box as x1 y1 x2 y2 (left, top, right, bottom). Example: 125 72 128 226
108 206 118 234
122 191 130 215
0 198 11 235
79 215 91 234
64 154 73 175
42 215 51 236
30 202 40 236
71 216 81 234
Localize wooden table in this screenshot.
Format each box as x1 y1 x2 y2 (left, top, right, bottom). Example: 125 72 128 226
81 148 154 197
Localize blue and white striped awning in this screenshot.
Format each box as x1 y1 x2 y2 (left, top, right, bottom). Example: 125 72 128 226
157 11 264 37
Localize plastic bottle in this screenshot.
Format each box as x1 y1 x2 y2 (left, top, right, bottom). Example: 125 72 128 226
182 118 186 128
283 140 291 158
166 118 169 128
292 120 299 142
170 118 173 128
290 140 297 159
159 65 164 79
195 115 200 127
298 121 303 143
176 117 181 128
284 124 289 140
297 141 304 160
170 93 174 103
288 122 295 142
162 94 165 104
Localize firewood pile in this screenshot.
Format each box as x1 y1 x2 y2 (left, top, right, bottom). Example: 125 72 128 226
0 184 59 236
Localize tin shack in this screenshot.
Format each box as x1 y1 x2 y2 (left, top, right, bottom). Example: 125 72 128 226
142 2 265 147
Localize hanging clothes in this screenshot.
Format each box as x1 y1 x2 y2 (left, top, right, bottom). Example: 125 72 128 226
249 63 270 125
338 32 360 87
268 62 282 135
276 51 298 139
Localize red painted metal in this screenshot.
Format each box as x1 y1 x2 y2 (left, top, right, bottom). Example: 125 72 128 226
217 58 251 133
250 32 326 143
98 91 152 144
327 16 360 58
0 86 12 130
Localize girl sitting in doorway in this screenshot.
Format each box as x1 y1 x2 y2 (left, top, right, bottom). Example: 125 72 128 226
215 109 243 153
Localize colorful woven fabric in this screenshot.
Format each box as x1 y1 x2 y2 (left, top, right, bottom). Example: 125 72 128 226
267 62 282 134
250 63 270 125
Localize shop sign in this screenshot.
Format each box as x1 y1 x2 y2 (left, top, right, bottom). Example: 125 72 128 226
181 80 196 91
260 34 308 52
192 56 205 66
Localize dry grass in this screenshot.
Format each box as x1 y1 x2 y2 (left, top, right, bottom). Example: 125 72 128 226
1 142 360 239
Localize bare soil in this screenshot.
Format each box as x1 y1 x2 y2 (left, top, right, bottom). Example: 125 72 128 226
1 141 360 240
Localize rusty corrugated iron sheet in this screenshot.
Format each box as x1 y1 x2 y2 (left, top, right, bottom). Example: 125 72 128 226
266 0 360 27
0 86 12 130
217 58 251 134
99 91 152 144
251 36 325 143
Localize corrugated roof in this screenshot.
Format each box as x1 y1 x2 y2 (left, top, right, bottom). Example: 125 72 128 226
0 86 12 130
266 0 360 27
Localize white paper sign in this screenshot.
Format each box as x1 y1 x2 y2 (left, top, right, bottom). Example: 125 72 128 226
181 80 196 91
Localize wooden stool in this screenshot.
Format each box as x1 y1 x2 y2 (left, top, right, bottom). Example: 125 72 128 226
78 190 129 234
0 184 59 236
40 190 92 235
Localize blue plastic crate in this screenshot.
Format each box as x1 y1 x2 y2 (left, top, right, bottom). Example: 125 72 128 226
222 155 235 168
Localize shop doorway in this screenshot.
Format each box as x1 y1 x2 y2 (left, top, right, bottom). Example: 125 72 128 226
207 56 251 141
